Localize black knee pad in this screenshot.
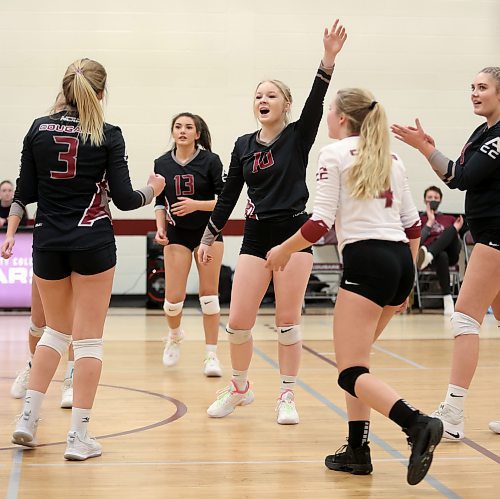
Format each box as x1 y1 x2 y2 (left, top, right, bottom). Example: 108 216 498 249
338 366 370 397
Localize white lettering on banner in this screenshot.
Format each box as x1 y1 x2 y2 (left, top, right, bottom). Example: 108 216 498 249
0 267 33 284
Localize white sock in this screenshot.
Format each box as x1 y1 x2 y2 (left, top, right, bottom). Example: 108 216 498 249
169 327 183 340
24 389 45 419
65 361 74 380
280 374 296 393
71 407 92 438
445 384 467 411
232 369 248 391
205 344 217 354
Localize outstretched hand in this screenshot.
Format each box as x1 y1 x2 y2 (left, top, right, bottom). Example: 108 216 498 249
390 119 434 152
323 19 347 61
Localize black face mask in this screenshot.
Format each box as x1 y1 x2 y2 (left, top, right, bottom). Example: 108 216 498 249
429 200 440 211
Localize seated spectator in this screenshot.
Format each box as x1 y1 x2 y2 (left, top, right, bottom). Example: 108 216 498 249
417 185 463 315
0 180 28 227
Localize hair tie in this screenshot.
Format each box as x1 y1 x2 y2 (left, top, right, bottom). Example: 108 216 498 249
369 101 378 110
75 68 83 75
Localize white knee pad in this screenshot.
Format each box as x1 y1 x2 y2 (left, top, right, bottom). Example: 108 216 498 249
199 295 220 315
226 326 252 345
73 338 103 361
163 299 184 317
451 312 480 337
277 325 302 345
36 327 72 357
29 322 45 338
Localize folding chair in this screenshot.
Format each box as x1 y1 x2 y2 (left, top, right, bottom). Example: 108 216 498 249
303 227 343 311
414 260 462 313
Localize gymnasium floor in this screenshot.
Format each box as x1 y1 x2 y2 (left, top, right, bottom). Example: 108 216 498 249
1 306 499 498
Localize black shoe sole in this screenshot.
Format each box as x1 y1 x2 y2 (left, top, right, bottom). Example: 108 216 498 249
325 455 373 475
407 418 443 485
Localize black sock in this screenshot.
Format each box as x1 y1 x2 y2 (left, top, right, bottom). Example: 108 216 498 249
348 420 370 448
388 399 421 430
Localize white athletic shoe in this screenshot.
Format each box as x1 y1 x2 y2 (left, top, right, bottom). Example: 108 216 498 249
60 376 73 409
417 246 434 270
12 409 39 447
64 431 102 461
11 363 31 399
207 380 254 418
276 390 300 425
431 402 464 441
162 331 184 367
203 352 222 377
488 420 500 434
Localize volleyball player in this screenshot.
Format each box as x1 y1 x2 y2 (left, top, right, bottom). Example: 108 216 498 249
198 20 347 424
266 88 443 485
1 58 165 460
154 112 224 376
392 66 500 440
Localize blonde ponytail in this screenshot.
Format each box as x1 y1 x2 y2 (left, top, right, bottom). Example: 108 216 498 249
61 58 107 146
336 88 392 200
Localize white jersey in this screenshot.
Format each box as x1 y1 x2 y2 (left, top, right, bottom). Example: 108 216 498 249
310 136 420 254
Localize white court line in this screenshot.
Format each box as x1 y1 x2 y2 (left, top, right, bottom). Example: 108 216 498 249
27 456 482 467
371 344 426 369
6 449 23 499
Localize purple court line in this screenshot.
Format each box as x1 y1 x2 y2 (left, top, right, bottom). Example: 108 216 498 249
302 343 337 367
462 438 500 464
302 343 500 466
0 380 187 451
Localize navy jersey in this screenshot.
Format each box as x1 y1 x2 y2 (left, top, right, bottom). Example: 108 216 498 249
154 148 224 230
444 120 500 219
13 111 153 250
204 63 333 241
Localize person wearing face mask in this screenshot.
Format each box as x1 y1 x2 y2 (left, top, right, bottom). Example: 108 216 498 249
417 185 464 315
391 66 500 441
153 112 225 376
198 20 347 425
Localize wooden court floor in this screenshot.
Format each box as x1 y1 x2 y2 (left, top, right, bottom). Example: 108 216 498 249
1 307 500 498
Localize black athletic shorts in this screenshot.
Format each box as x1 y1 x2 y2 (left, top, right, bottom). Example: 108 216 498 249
167 223 223 252
468 216 500 252
33 243 117 280
341 239 414 307
240 213 313 260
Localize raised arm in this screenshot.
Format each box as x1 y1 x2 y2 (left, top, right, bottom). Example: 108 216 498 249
295 20 347 148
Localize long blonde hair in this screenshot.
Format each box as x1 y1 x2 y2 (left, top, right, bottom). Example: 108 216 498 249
336 88 392 200
61 58 107 146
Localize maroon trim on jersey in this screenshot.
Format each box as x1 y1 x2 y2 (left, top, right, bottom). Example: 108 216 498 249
404 220 422 239
300 218 329 243
79 181 112 226
111 219 246 236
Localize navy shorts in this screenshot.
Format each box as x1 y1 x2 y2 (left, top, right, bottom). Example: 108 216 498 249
33 243 117 280
468 216 500 252
240 213 313 260
341 239 414 307
167 224 223 252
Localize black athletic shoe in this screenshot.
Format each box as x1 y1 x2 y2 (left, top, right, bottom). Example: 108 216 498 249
406 415 443 485
325 442 373 475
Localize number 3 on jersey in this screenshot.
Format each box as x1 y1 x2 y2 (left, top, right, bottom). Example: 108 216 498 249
50 136 79 179
174 174 195 196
